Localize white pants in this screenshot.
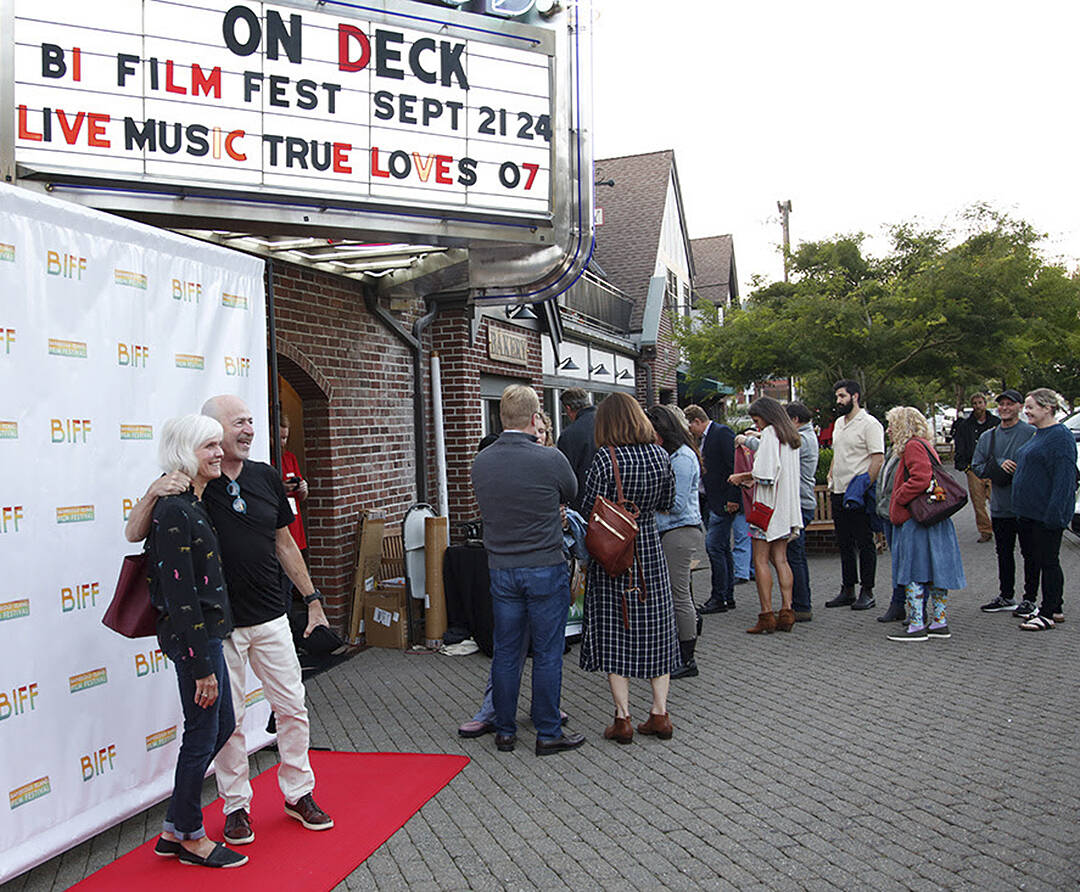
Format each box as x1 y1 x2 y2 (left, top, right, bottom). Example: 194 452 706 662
215 614 314 814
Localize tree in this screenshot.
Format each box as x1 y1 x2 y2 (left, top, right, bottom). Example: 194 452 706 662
677 208 1080 417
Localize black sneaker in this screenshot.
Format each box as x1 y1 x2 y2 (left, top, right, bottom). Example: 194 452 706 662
980 596 1017 613
1014 600 1038 619
926 625 951 639
888 626 928 642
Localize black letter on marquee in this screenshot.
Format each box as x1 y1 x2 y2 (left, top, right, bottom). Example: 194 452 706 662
376 30 405 80
457 156 477 187
223 6 261 57
440 41 468 89
266 11 302 63
373 91 394 121
409 38 437 85
117 53 139 87
498 161 520 188
125 117 156 151
388 149 411 179
41 44 66 78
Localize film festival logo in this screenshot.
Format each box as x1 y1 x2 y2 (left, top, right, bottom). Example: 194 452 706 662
48 338 87 359
120 423 153 440
46 250 87 280
0 243 14 263
114 268 147 290
175 353 205 371
2 326 14 355
0 420 17 440
69 667 108 694
0 682 38 721
0 599 30 622
146 726 177 751
51 417 90 444
172 279 201 303
2 506 24 533
135 649 171 677
225 355 250 377
80 744 118 782
222 291 249 310
62 582 99 614
9 777 51 811
118 342 149 368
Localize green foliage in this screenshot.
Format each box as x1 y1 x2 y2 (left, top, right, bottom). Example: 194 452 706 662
815 447 833 486
676 206 1080 412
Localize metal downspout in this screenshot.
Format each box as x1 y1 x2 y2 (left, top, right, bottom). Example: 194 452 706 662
267 259 281 469
362 285 438 503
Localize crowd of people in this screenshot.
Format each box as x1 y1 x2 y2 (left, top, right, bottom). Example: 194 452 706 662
463 380 1077 755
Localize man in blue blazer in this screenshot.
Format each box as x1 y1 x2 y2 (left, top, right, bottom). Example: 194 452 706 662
685 405 741 614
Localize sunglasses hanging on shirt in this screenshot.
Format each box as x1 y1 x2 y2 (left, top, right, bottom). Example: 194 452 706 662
227 480 247 514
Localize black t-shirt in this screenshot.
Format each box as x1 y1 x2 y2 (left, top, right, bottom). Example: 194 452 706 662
203 460 294 628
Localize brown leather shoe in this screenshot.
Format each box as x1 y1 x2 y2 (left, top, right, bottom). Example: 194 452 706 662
747 611 777 634
284 793 334 830
603 714 633 744
775 608 795 632
223 808 254 845
636 712 673 739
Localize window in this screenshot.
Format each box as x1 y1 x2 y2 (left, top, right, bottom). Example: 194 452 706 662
681 283 692 318
665 269 678 315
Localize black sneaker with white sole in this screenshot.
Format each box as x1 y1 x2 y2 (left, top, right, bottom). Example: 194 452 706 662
926 624 951 639
1014 600 1038 619
888 626 928 642
980 596 1016 613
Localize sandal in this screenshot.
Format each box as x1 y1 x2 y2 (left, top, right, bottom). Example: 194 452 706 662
178 841 248 868
1019 615 1055 631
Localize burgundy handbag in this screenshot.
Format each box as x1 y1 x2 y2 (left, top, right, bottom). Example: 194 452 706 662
585 446 639 578
906 440 968 527
102 553 159 638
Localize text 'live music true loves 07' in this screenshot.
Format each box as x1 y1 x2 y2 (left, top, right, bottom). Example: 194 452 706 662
14 1 554 215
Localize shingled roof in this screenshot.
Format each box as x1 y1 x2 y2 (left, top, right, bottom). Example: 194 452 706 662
690 234 738 311
593 150 692 330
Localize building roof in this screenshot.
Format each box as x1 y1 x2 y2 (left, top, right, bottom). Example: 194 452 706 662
594 150 691 329
690 234 738 308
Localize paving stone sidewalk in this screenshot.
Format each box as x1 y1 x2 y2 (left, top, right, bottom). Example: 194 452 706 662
8 485 1080 890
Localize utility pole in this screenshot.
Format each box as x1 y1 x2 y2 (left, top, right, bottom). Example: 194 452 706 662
777 199 792 282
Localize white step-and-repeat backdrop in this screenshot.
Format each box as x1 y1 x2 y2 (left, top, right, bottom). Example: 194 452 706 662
0 183 271 881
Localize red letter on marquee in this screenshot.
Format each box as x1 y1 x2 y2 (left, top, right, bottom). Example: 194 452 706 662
370 146 389 178
87 113 110 147
17 106 43 141
435 155 452 185
192 64 222 99
225 130 246 161
332 142 352 174
338 24 370 72
522 163 539 190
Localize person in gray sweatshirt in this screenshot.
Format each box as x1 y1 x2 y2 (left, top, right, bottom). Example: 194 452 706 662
471 385 585 757
970 389 1037 614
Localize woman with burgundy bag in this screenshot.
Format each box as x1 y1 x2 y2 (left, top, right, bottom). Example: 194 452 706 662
885 407 966 643
580 393 677 745
729 397 803 634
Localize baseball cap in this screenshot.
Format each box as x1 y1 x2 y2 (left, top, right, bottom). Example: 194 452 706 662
996 389 1023 403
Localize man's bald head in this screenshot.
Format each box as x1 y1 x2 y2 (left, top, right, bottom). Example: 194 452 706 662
202 394 254 463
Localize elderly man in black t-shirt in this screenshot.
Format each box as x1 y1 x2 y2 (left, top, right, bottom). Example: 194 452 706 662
126 394 333 846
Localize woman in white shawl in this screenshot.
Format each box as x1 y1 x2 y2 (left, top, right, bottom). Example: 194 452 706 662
729 397 803 633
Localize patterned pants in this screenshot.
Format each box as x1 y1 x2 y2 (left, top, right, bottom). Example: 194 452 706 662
905 582 947 628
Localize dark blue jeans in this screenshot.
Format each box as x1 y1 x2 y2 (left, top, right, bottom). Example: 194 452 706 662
705 510 735 603
490 562 570 741
788 507 815 611
164 638 235 839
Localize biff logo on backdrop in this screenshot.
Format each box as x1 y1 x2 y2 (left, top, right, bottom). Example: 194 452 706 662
225 356 251 377
0 599 30 622
175 353 205 370
48 338 87 359
135 649 170 677
2 506 24 533
61 582 99 613
145 721 177 751
2 326 14 353
120 423 153 440
172 279 202 302
0 682 39 720
0 421 17 440
46 251 86 280
80 745 117 782
57 505 94 524
69 668 107 693
222 292 249 310
114 269 147 290
0 243 14 263
9 777 51 810
51 418 91 443
118 343 149 368
122 497 141 520
146 726 177 751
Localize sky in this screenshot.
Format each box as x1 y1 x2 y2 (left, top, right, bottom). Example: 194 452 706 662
589 0 1080 295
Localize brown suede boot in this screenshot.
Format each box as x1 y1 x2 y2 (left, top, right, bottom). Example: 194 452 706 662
747 611 777 634
775 608 795 632
636 712 674 739
603 715 634 744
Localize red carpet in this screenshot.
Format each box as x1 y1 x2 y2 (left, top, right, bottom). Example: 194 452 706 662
73 751 469 891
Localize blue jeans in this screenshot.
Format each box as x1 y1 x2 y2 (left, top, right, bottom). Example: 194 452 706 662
731 511 751 580
164 638 235 839
705 510 735 603
472 634 531 725
490 563 570 741
788 507 815 611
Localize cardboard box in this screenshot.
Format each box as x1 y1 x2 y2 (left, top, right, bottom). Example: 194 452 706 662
349 511 386 644
363 585 408 649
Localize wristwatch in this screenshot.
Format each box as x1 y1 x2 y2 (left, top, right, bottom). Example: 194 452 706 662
303 589 324 605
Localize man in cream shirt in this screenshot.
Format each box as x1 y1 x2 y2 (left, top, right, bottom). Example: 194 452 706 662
826 379 885 611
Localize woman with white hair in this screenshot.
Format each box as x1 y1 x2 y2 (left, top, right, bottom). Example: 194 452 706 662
150 414 246 869
1011 388 1077 630
885 407 966 642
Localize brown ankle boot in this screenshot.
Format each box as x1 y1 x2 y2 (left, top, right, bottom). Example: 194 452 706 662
636 712 673 739
747 611 777 634
775 608 795 632
603 714 633 744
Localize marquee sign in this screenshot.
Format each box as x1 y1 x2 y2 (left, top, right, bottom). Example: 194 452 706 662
10 0 555 221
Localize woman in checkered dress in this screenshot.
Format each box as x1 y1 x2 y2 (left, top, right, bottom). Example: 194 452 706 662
579 393 678 743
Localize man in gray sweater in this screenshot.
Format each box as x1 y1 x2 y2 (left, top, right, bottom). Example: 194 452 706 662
971 389 1037 614
471 385 585 757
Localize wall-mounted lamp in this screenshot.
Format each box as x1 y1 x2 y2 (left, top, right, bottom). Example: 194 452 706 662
590 363 609 376
594 178 615 188
505 304 538 320
616 369 632 380
558 357 579 371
